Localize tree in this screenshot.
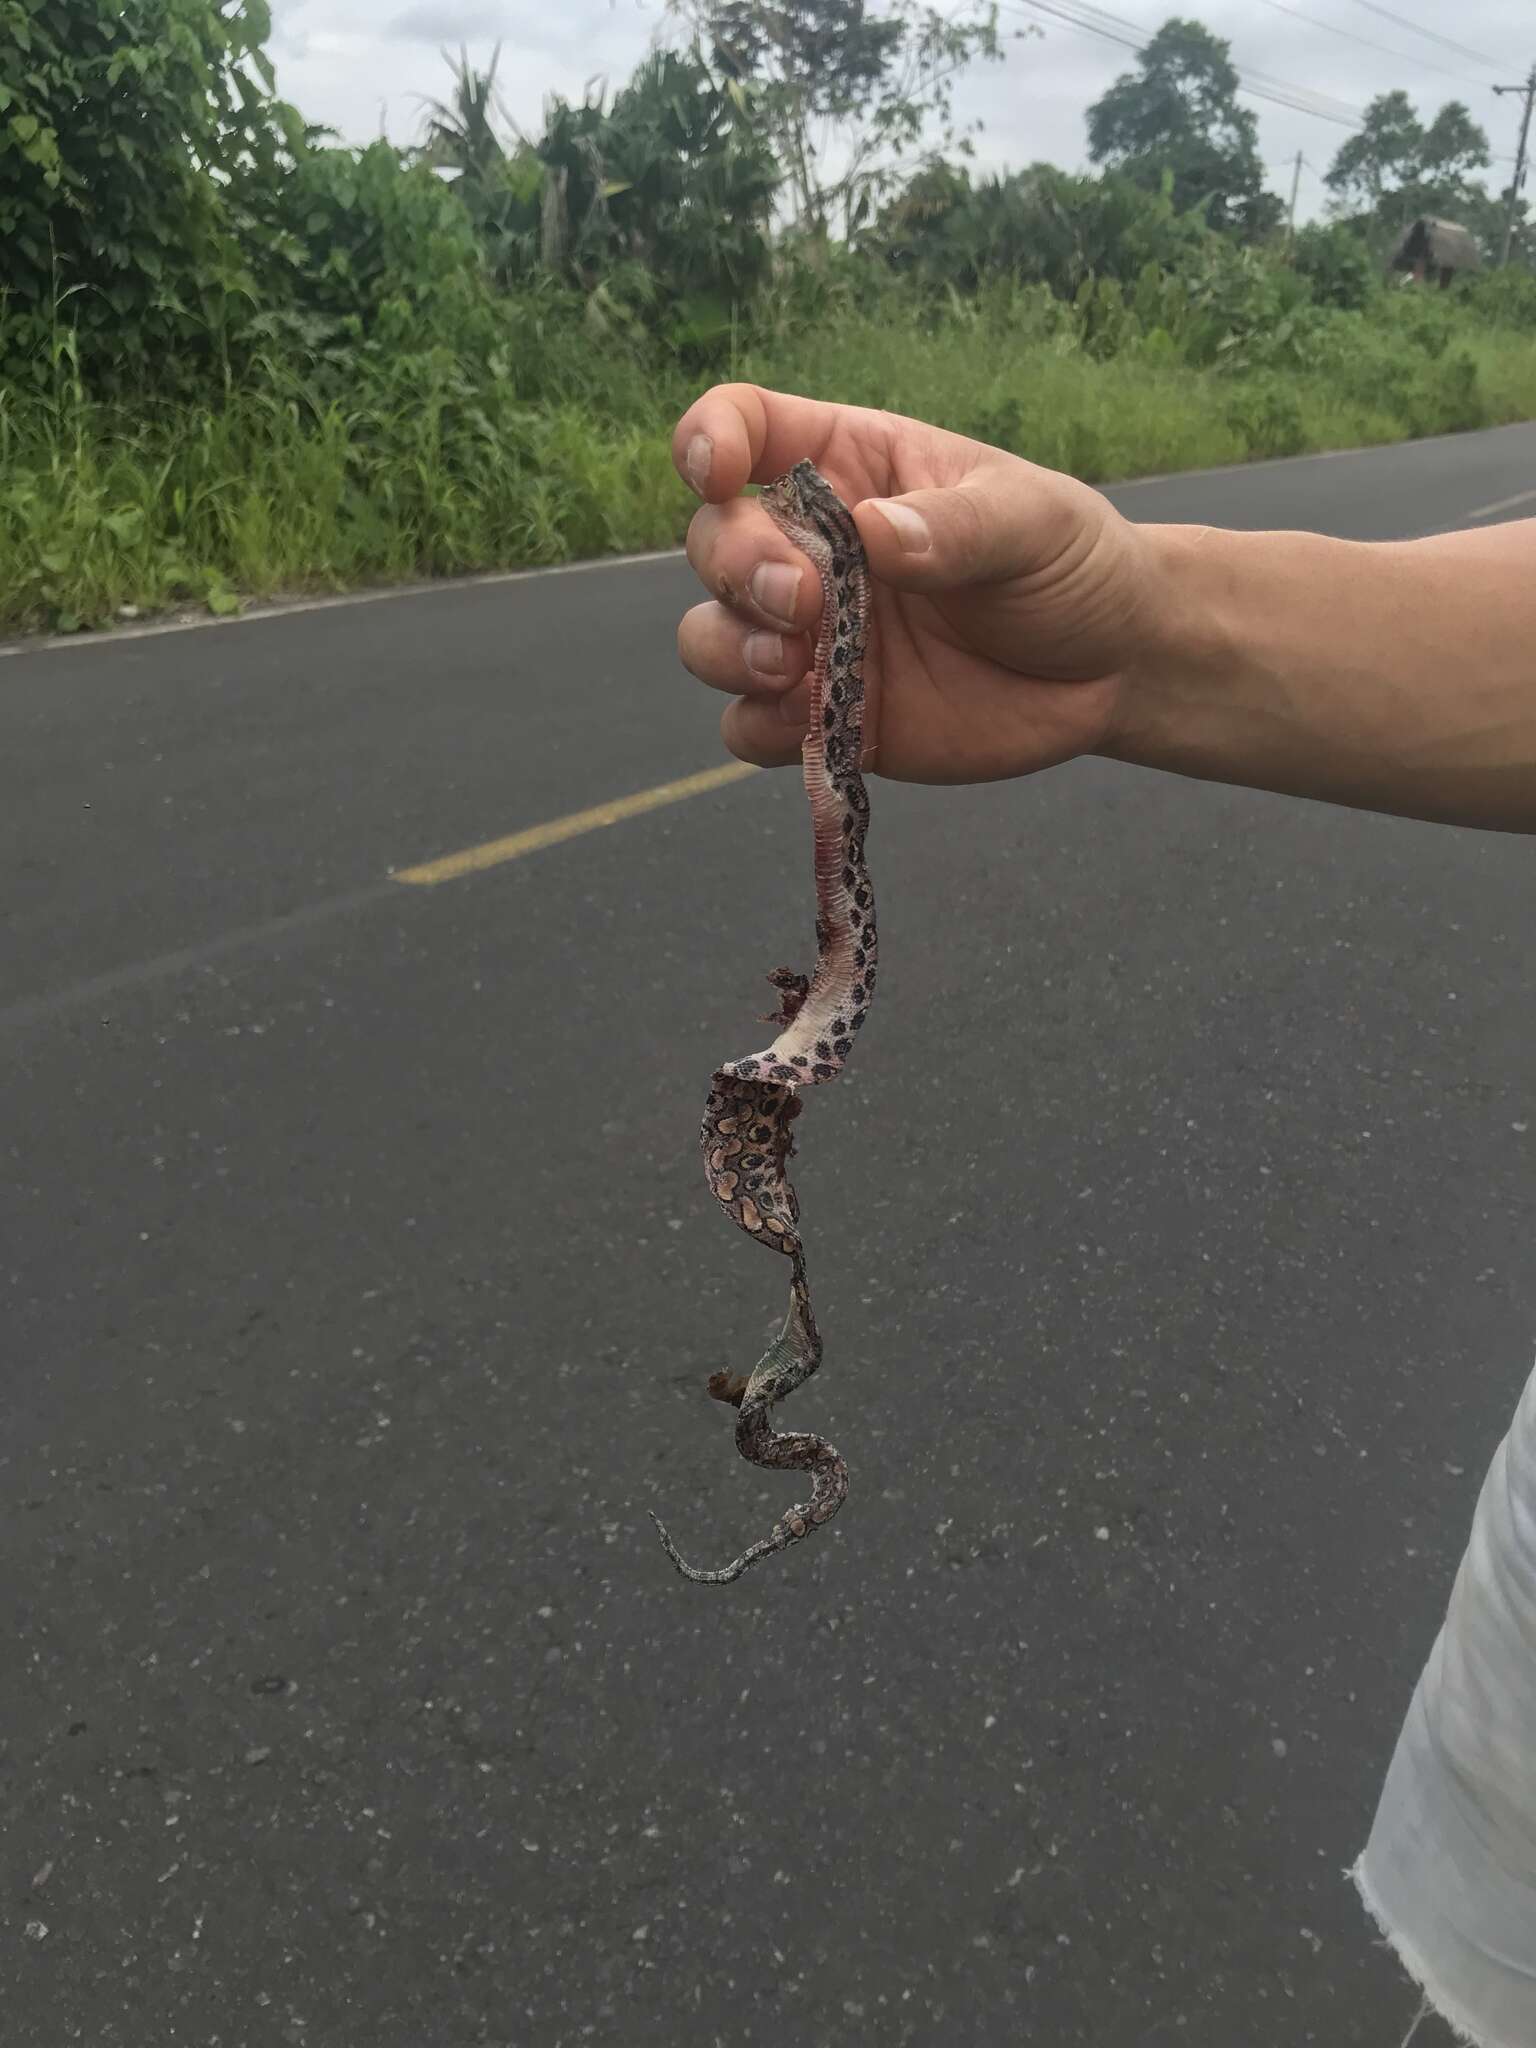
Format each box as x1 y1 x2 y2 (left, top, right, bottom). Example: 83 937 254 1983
1324 88 1420 211
669 0 1007 238
418 43 521 187
414 46 545 287
1085 16 1280 239
875 160 1214 297
0 0 301 381
412 46 777 346
1419 102 1490 191
535 50 779 323
1325 91 1491 246
591 51 780 308
254 138 498 356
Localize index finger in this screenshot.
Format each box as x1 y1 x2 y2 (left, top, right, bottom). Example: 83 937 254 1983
672 383 843 503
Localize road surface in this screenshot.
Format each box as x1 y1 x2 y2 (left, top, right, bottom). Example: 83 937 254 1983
4 424 1536 2046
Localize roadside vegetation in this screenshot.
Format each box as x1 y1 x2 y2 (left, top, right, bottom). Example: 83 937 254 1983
1 0 1533 632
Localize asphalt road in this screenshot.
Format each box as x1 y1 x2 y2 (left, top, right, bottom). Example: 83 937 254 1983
4 424 1535 2048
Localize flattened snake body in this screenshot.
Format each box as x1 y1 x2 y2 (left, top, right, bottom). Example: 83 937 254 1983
650 461 877 1585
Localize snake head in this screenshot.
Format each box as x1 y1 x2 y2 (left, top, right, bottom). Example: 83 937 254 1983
760 459 859 563
760 459 824 527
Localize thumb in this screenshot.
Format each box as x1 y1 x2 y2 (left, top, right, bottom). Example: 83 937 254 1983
853 465 1077 594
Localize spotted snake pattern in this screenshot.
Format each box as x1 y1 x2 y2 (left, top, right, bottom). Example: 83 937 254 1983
650 461 877 1584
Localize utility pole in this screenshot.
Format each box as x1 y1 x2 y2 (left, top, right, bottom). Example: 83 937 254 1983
1286 150 1303 253
1493 65 1536 269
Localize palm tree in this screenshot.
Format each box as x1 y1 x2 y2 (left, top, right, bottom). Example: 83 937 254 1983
416 46 545 287
416 45 517 184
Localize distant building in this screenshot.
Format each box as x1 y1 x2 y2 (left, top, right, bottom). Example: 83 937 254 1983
1389 217 1483 288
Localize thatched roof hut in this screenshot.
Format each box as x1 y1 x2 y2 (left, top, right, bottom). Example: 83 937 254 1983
1390 217 1483 286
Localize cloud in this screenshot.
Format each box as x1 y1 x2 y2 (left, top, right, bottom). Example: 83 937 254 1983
388 2 508 41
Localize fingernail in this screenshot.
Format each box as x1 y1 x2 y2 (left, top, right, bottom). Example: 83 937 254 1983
868 498 931 553
778 682 810 726
749 561 801 626
685 433 712 495
744 631 785 679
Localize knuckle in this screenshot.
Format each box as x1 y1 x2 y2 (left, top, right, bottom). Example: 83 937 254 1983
944 485 989 561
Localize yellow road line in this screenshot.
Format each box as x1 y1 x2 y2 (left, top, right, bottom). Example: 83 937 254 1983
392 760 761 886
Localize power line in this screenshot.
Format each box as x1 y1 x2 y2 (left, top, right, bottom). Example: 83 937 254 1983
1341 0 1500 71
1010 0 1360 125
1254 0 1496 93
1029 0 1368 121
1012 0 1140 57
1235 60 1365 124
1009 0 1366 130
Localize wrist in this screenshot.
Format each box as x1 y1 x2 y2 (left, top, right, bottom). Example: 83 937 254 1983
1101 521 1389 792
1099 522 1238 777
1094 513 1536 832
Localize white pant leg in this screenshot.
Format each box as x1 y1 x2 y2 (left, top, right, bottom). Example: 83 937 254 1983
1352 1355 1536 2048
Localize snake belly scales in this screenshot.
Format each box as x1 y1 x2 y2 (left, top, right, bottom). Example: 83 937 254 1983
649 460 878 1585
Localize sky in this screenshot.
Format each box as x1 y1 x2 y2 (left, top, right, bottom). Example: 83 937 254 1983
265 0 1531 226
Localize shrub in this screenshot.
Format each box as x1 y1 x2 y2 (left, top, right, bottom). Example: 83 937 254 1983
1292 223 1378 312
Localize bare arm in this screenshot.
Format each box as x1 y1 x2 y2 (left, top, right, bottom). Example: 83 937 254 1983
1114 520 1536 833
671 383 1536 834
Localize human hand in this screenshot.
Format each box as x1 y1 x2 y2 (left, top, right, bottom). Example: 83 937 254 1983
673 382 1168 784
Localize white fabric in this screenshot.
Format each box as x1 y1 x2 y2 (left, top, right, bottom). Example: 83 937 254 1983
1351 1355 1536 2047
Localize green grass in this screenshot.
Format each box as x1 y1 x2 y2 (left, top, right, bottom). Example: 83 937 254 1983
2 303 1535 635
0 371 689 632
747 306 1536 473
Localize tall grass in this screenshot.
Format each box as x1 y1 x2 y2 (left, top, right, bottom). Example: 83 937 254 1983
0 342 691 630
747 290 1536 473
2 287 1535 634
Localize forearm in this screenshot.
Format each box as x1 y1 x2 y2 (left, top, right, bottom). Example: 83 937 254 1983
1106 519 1536 833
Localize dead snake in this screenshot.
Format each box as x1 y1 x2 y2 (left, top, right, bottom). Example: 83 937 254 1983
651 460 877 1584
